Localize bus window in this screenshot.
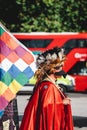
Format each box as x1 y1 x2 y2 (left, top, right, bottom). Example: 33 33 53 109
77 39 87 47
68 61 87 75
19 39 53 48
63 39 77 54
63 39 87 54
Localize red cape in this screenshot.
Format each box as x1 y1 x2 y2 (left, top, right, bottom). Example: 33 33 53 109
20 81 74 130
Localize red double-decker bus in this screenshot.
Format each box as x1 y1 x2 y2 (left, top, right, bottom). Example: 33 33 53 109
13 32 87 92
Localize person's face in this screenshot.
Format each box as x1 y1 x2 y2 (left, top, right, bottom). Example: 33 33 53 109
54 61 64 78
54 61 64 72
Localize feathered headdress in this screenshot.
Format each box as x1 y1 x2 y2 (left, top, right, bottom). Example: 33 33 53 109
35 47 66 80
36 47 65 66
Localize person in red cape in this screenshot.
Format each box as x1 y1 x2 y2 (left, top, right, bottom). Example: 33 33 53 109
20 47 74 130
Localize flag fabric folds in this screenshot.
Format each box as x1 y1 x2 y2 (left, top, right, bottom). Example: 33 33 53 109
0 23 36 118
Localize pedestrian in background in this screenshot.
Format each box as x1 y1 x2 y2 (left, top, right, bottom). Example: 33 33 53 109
20 47 74 130
0 100 16 130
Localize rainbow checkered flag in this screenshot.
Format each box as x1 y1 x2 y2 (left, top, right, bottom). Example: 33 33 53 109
0 23 37 118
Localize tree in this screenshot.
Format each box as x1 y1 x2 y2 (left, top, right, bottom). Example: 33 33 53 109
0 0 87 32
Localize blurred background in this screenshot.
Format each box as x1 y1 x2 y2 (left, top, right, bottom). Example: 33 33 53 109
0 0 87 129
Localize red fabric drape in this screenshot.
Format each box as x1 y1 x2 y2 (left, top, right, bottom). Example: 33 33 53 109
20 81 74 130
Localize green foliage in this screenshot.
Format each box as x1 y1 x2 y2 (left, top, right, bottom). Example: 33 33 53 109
0 0 87 32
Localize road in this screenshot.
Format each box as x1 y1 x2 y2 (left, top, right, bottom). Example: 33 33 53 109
16 92 87 130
